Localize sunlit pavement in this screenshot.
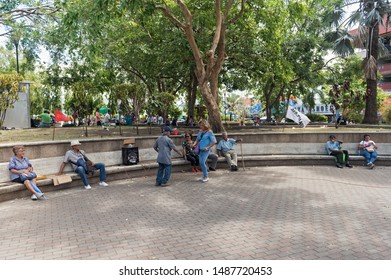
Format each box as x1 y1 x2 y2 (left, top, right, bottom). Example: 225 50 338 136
0 165 390 260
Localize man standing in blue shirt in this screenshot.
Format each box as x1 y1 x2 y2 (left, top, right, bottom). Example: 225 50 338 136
153 126 182 187
217 132 242 171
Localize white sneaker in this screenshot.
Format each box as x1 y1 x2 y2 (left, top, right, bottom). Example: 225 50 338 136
31 194 37 200
34 192 47 200
84 185 92 190
202 177 209 183
98 181 108 187
197 178 204 181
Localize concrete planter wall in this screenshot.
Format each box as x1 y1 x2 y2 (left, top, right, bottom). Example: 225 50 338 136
1 131 391 183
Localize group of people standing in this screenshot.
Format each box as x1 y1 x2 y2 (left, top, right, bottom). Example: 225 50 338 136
153 120 242 187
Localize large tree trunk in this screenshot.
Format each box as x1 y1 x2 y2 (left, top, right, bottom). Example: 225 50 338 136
364 79 378 124
363 19 379 124
158 1 246 133
200 83 224 132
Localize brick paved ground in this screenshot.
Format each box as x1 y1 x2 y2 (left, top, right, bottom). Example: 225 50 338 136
0 165 390 260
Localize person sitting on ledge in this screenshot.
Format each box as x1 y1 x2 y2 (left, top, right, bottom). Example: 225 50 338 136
57 140 109 190
216 131 242 171
182 132 200 173
8 145 46 200
325 135 353 168
358 134 378 169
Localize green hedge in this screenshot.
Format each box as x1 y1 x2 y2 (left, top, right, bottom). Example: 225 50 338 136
306 114 328 122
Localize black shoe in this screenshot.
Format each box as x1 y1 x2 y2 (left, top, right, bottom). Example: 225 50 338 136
336 163 343 168
230 165 235 171
345 163 353 168
155 183 161 186
161 183 170 187
209 167 216 171
233 165 238 171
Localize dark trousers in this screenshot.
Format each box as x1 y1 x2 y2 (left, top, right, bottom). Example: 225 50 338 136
207 153 218 169
186 154 199 167
330 150 349 164
156 163 172 184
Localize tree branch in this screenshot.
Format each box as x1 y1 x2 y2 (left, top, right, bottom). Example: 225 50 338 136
209 0 222 55
228 0 246 24
0 5 60 22
121 65 153 95
156 5 185 30
176 0 193 26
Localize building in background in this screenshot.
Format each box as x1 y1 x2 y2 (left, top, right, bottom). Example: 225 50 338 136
3 81 32 129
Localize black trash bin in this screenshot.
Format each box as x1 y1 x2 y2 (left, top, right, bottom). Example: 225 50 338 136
122 146 139 165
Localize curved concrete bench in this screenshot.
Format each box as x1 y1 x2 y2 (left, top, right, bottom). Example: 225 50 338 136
2 153 391 202
2 131 391 202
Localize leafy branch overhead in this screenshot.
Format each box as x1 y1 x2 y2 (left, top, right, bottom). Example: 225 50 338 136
0 3 60 36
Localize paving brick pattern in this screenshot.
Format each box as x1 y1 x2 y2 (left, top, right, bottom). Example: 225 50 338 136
0 165 390 260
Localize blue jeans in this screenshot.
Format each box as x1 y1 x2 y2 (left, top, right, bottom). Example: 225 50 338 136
156 163 172 185
199 150 211 178
75 162 106 186
363 149 377 164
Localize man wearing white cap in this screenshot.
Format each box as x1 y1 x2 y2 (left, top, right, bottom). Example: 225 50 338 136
57 140 108 189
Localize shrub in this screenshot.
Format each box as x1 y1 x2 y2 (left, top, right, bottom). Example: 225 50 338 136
306 114 328 122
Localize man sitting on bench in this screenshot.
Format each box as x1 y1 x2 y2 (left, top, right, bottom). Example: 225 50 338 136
216 132 242 171
325 135 353 169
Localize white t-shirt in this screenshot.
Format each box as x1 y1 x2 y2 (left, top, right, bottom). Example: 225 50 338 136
103 113 111 124
360 140 376 152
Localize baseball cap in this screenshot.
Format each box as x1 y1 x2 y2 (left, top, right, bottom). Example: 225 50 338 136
163 126 172 132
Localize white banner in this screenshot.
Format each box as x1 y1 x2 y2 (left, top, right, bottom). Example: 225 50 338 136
286 105 310 128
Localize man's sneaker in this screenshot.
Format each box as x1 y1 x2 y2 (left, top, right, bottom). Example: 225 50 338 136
35 192 46 200
368 162 375 169
336 163 343 168
345 163 353 168
209 167 216 171
197 177 204 181
202 177 209 183
233 165 238 171
98 181 109 187
230 165 235 171
84 185 92 190
155 183 161 186
31 194 38 201
161 183 170 187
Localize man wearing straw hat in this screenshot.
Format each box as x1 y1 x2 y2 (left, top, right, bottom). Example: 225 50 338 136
57 140 109 189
